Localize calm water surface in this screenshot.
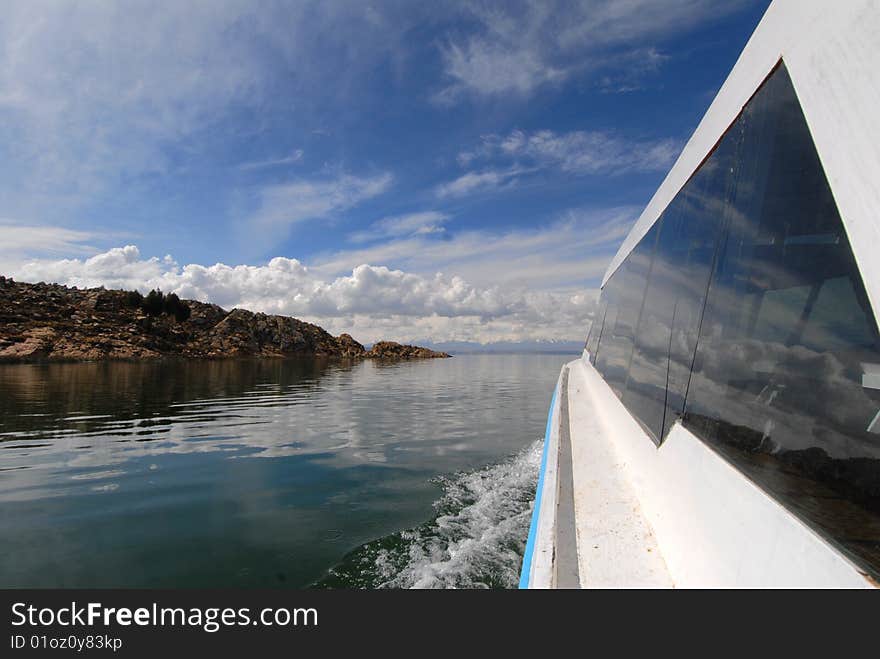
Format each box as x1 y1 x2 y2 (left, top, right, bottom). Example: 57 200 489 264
0 354 570 588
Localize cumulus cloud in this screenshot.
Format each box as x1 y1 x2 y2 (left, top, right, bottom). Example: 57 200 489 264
5 205 637 344
12 246 172 290
9 245 598 345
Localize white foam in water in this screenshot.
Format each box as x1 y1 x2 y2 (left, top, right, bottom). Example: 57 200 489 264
373 439 542 589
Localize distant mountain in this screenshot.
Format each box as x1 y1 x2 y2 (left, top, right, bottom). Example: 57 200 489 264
0 277 449 363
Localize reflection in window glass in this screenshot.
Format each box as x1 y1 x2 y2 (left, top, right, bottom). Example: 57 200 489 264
594 272 628 397
595 226 657 399
585 298 607 361
623 219 668 441
588 62 880 577
662 141 736 438
801 277 876 352
751 286 812 344
593 297 618 369
683 63 880 573
622 129 737 441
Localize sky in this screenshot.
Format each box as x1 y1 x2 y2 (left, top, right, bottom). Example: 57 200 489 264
0 0 771 346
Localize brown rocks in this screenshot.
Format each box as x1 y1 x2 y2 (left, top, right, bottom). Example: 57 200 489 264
0 327 57 360
0 279 450 363
365 341 450 359
193 308 329 357
336 333 367 358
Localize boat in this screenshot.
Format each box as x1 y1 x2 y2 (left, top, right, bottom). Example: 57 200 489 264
520 0 880 588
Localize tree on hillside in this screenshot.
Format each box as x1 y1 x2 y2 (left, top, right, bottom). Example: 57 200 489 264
125 290 143 308
163 292 191 322
142 289 164 317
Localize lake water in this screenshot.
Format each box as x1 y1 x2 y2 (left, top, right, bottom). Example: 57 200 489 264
0 354 572 588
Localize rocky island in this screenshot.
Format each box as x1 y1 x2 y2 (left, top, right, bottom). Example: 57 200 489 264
0 277 450 362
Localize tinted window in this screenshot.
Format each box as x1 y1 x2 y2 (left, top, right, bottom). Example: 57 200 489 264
683 64 880 572
595 227 656 399
594 270 627 397
661 129 739 438
622 221 666 440
588 63 880 577
585 297 607 361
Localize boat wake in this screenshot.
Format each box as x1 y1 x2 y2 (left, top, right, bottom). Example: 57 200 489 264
315 440 541 589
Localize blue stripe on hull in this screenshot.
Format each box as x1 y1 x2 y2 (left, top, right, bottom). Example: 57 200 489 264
518 382 559 589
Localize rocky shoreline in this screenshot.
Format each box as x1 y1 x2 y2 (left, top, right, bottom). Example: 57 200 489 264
0 277 450 363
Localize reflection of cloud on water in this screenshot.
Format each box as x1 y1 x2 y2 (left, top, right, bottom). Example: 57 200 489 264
70 469 125 481
0 355 565 504
91 483 119 493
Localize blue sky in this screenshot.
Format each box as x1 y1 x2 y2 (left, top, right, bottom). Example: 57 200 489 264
0 0 770 345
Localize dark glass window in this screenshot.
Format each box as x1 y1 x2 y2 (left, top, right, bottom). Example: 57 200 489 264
585 297 607 361
661 129 739 438
622 222 666 440
588 62 880 577
593 301 617 368
683 64 880 573
604 123 737 442
594 228 656 399
594 272 626 396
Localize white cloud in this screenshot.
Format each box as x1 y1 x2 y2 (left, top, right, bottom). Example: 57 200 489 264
0 223 96 256
434 38 565 104
247 172 394 233
8 205 634 344
0 2 265 218
555 0 753 50
349 211 449 243
437 128 680 199
435 0 754 102
312 205 637 290
11 246 169 289
462 128 681 175
595 47 670 93
434 167 527 198
9 245 599 345
238 150 304 171
0 2 426 221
